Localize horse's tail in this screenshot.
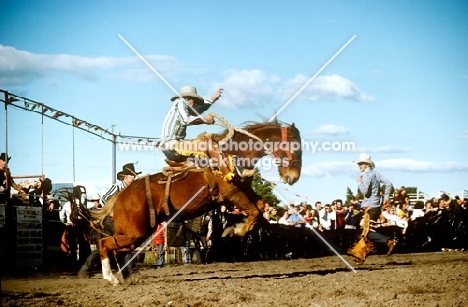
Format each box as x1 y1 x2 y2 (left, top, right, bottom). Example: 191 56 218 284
90 193 117 226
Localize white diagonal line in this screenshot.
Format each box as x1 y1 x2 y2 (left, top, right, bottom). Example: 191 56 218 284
272 188 357 273
118 186 206 273
308 226 357 273
268 35 356 122
118 34 206 122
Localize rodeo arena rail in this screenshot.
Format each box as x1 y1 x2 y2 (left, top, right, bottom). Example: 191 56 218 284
1 89 467 275
1 173 467 275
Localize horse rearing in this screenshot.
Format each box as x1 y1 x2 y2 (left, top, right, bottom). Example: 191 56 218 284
93 120 302 285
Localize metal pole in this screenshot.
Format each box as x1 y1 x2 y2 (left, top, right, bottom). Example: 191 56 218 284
3 91 8 160
72 125 75 183
41 103 44 176
111 125 116 184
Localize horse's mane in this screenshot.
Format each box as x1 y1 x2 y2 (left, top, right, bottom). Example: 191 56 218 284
90 194 117 226
211 118 290 142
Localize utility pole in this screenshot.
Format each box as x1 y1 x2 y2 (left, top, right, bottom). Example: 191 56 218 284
3 91 9 161
111 125 116 184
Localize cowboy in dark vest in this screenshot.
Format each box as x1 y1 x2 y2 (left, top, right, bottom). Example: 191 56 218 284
79 163 141 278
100 163 141 234
0 152 25 205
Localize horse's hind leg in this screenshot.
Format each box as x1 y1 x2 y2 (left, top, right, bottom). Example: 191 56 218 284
98 237 120 286
98 235 139 285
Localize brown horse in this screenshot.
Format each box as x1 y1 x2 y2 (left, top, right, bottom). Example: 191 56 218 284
93 120 302 285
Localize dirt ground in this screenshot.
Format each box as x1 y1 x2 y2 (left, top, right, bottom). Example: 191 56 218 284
2 251 467 307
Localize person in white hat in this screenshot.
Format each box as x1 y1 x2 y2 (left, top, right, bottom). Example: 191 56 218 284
160 85 223 151
88 193 101 210
159 86 254 180
352 153 396 256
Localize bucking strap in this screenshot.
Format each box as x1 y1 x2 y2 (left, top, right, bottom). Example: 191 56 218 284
145 175 156 227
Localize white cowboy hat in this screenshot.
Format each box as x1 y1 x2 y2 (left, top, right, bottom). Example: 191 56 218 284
353 153 375 170
171 85 204 105
89 193 101 201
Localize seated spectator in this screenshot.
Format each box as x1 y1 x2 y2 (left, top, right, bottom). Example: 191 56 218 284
350 196 362 210
278 210 290 225
303 209 314 225
424 200 435 213
334 199 346 230
314 201 323 213
438 198 448 210
411 201 425 220
344 203 362 229
381 206 398 225
402 195 414 216
397 202 410 219
319 204 333 231
287 205 305 228
310 209 320 229
269 207 279 223
263 202 271 221
299 202 308 216
392 189 401 207
395 209 409 233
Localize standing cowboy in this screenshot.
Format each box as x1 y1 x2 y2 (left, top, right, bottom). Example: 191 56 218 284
348 153 396 263
0 152 25 204
100 163 141 234
79 163 142 278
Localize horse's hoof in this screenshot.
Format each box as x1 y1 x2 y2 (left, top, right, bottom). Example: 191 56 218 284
104 274 121 286
106 278 120 286
221 226 235 237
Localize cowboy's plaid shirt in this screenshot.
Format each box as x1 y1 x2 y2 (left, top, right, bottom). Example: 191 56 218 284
358 167 393 208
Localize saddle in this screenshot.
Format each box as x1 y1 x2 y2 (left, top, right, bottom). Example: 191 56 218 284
158 159 220 211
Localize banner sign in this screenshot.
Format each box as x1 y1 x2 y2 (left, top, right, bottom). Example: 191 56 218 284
16 206 43 267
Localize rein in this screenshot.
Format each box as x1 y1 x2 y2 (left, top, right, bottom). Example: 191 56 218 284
208 113 301 167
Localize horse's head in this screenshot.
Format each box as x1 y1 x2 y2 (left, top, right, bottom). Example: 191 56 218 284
217 119 302 185
271 123 302 185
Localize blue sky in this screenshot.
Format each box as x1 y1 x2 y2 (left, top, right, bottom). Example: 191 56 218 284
1 0 467 204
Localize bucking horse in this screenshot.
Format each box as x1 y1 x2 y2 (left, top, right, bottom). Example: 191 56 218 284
91 116 303 285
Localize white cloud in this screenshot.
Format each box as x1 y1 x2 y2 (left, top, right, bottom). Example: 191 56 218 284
213 70 376 109
301 161 354 178
1 45 377 106
0 44 178 84
309 124 349 137
357 146 410 154
281 74 377 103
379 158 468 172
300 158 468 179
212 69 275 109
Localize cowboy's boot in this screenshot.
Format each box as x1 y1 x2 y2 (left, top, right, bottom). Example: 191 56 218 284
206 141 236 181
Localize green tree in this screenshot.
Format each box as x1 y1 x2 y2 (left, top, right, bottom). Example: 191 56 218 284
405 187 418 194
345 187 355 206
251 168 280 206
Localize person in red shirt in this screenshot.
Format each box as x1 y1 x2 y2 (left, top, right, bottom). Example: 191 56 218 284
153 223 166 266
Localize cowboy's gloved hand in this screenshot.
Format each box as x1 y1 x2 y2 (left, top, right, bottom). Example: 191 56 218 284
211 88 224 102
204 114 214 124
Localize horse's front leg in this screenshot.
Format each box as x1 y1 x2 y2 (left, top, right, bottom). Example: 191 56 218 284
223 200 263 237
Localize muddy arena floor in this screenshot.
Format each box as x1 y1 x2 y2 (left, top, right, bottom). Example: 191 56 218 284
1 251 467 307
